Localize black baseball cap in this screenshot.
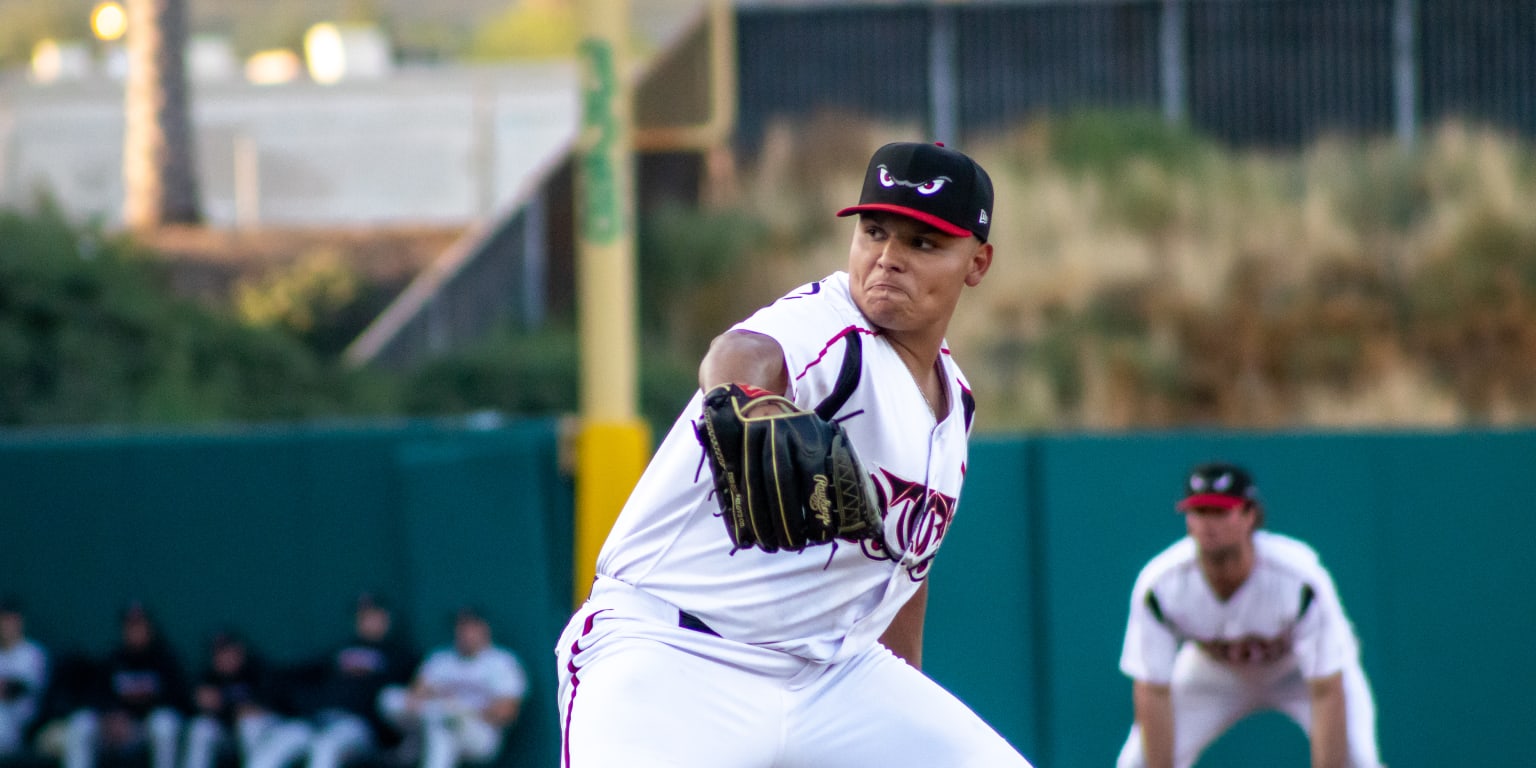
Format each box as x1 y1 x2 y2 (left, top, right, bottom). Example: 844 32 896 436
356 592 391 612
836 142 993 242
120 599 152 623
209 628 246 650
454 605 488 624
1177 462 1259 511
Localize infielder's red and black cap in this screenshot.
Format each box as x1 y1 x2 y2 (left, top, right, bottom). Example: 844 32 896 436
1177 462 1259 511
836 141 993 242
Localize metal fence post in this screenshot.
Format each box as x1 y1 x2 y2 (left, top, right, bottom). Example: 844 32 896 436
521 195 547 328
1159 0 1187 125
929 3 960 144
1393 0 1418 147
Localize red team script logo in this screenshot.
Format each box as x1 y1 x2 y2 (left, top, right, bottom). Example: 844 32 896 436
1197 634 1293 665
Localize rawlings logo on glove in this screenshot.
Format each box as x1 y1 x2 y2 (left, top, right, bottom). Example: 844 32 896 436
695 383 884 554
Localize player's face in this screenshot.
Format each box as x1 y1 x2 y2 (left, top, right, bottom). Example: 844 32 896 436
847 212 992 339
122 616 153 649
455 617 491 655
356 607 391 641
213 643 246 674
1183 503 1255 554
0 613 21 645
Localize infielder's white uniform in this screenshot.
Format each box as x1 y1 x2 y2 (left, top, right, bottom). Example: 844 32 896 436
556 272 1029 768
1117 531 1382 768
379 646 527 768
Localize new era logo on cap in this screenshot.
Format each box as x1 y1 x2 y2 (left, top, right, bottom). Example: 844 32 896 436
836 142 994 242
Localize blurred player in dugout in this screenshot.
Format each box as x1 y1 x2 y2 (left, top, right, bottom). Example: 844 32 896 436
245 593 417 768
180 628 283 768
62 602 190 768
1117 462 1383 768
0 596 49 759
378 606 527 768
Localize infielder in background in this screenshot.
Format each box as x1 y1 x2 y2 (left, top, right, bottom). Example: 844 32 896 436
556 142 1032 767
1117 462 1383 768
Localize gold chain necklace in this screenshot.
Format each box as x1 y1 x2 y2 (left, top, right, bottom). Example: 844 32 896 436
905 357 942 419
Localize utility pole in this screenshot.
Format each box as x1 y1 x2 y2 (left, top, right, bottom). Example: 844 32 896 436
572 0 649 603
123 0 202 228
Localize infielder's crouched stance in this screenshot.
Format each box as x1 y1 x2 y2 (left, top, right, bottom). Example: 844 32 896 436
555 142 1034 768
1117 463 1384 768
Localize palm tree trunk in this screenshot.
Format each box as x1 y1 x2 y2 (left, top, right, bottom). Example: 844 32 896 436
123 0 202 228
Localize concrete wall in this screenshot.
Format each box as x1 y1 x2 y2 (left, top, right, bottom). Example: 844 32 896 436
0 64 578 227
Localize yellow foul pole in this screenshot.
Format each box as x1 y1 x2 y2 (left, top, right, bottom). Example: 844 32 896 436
574 0 650 606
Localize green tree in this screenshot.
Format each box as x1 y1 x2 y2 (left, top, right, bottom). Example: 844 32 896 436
0 204 371 426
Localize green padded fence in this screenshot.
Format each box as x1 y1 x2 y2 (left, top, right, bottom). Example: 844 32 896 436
0 419 572 768
4 423 1531 768
928 429 1535 768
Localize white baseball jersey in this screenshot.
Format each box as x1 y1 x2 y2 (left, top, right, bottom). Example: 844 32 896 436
595 270 976 664
1120 530 1359 683
0 638 47 725
1117 531 1382 767
415 646 527 712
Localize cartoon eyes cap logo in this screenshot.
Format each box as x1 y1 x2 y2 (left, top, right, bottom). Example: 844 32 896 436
1189 472 1236 493
877 164 950 196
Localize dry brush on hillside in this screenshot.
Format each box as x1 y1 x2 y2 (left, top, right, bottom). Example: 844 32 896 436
704 114 1536 432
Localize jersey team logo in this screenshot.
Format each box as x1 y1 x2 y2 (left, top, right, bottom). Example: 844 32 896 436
1198 634 1292 665
861 469 956 580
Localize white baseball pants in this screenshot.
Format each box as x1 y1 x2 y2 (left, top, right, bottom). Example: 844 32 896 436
557 578 1032 768
1116 643 1382 768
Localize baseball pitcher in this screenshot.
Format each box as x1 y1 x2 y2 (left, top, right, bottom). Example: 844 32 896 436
555 142 1032 768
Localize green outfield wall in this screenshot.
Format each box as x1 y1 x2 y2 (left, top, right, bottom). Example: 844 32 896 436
3 422 1530 767
0 419 573 768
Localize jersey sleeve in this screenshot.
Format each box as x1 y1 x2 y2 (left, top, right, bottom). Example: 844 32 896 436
14 644 48 691
7 644 47 718
1288 563 1357 680
1119 578 1181 684
414 650 451 686
488 651 528 700
731 276 862 408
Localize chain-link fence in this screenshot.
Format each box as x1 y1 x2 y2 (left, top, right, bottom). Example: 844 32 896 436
737 0 1536 150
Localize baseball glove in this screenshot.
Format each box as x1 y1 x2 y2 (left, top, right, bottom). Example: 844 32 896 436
695 383 884 553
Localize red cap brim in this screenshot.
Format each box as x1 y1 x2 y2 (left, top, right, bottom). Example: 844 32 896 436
1177 493 1247 511
836 204 974 238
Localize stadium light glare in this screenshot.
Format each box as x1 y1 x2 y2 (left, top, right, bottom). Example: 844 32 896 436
91 2 127 41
